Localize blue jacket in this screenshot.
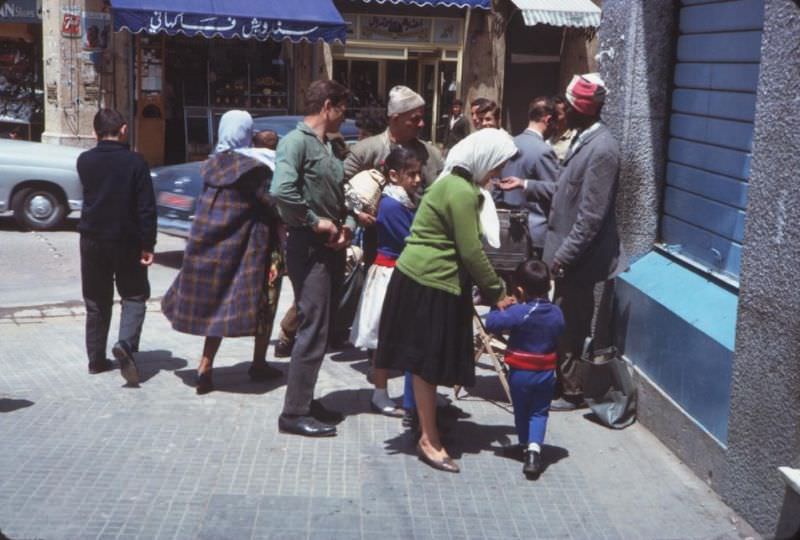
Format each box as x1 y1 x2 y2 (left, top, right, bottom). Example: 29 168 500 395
485 299 565 355
376 194 415 259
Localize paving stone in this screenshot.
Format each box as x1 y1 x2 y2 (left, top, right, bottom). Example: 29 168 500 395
0 298 754 540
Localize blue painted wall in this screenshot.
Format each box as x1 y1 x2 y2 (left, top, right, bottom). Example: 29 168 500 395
616 252 738 444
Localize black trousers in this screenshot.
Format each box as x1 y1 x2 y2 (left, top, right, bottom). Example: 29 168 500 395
282 229 344 417
553 278 615 399
80 236 150 364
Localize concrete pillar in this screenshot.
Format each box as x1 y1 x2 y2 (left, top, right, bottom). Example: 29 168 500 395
595 0 676 261
41 0 110 148
722 0 800 534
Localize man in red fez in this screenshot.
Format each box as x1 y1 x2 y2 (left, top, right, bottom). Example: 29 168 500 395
498 73 627 411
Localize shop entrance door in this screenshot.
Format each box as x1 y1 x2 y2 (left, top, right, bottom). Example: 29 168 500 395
418 58 458 145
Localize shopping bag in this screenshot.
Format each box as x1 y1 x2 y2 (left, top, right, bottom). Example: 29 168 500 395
581 338 637 429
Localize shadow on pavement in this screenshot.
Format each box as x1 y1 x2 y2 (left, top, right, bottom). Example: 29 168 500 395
329 347 369 362
0 398 35 413
174 361 287 395
315 388 374 418
154 249 184 269
451 372 512 406
134 349 189 384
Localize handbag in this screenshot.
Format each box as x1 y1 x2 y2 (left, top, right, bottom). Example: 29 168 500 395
581 338 637 429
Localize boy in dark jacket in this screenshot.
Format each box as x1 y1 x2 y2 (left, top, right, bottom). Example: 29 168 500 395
77 109 156 385
485 260 565 479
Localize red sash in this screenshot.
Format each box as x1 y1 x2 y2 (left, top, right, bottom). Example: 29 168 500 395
504 350 557 371
374 252 397 268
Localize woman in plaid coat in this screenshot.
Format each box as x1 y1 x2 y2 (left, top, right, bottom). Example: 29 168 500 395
162 111 283 394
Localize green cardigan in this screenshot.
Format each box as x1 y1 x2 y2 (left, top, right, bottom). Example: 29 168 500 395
396 173 505 304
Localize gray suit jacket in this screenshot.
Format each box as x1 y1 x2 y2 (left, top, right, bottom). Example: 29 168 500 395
343 129 444 188
497 129 559 248
528 123 627 283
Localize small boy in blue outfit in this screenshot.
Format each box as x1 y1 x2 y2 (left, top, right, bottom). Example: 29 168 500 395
485 259 565 479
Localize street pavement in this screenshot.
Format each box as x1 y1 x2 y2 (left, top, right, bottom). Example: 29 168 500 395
0 224 759 540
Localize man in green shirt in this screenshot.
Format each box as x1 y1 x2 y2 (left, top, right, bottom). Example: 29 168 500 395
271 79 354 437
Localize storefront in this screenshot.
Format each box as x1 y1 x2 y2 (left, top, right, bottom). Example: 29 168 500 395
111 0 346 164
0 0 43 141
332 1 489 144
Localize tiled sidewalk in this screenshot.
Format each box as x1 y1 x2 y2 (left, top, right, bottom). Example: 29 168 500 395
0 294 756 540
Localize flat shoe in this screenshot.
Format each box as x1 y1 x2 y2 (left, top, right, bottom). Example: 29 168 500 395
417 445 459 473
196 371 213 395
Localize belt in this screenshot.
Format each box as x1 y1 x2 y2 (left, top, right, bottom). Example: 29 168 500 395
504 349 557 371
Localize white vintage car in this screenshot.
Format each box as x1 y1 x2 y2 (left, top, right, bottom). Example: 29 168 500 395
0 138 84 230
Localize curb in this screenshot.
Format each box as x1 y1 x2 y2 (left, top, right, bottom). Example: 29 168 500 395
0 298 164 323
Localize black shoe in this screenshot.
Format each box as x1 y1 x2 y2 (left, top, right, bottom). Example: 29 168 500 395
112 341 139 385
196 370 213 395
274 340 293 358
88 359 113 375
523 450 543 479
310 399 344 424
248 362 282 381
278 414 336 437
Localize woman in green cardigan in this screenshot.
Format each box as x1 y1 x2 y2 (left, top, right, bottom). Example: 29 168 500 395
376 128 518 473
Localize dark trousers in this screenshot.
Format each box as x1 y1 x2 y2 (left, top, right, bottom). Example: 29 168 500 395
509 368 557 445
553 278 615 398
282 229 344 417
80 237 150 364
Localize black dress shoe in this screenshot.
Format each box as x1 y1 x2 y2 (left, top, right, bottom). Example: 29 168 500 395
310 399 344 424
274 340 293 358
278 414 337 437
196 371 214 395
248 362 282 381
523 450 543 479
88 359 113 374
112 341 139 385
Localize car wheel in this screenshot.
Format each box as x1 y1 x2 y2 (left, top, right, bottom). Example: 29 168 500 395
11 187 67 231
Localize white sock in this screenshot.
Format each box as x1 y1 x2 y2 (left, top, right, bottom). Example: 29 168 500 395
528 442 541 454
372 389 395 410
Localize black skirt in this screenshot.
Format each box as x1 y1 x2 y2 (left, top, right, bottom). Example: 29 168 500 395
375 268 474 387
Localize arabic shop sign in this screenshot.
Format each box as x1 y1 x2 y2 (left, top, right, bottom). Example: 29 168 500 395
0 0 41 23
113 10 344 43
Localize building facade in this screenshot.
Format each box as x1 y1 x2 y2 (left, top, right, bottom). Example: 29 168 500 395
598 0 800 535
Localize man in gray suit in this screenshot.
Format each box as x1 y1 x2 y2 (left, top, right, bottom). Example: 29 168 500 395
499 74 627 410
496 96 560 257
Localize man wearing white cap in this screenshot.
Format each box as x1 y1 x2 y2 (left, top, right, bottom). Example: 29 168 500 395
344 85 443 196
498 73 627 411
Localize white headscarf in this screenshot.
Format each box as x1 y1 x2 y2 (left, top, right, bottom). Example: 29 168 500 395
213 110 276 169
214 110 253 154
435 128 518 248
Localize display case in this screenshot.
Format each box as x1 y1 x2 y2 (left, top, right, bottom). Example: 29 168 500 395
182 39 288 162
0 39 43 140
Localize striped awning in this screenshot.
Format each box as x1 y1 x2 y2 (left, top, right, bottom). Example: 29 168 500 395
354 0 490 8
511 0 601 28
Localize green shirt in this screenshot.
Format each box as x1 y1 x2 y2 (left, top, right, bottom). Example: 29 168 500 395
397 173 505 303
271 121 355 230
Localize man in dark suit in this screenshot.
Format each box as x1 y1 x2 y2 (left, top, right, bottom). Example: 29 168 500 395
496 97 560 257
443 99 468 151
498 74 627 410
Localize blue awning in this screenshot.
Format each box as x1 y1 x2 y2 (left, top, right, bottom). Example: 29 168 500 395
353 0 490 8
111 0 347 43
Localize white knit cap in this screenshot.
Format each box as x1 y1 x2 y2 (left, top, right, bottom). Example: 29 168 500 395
387 85 425 116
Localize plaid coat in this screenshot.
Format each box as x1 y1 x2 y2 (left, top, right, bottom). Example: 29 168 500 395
162 152 277 337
